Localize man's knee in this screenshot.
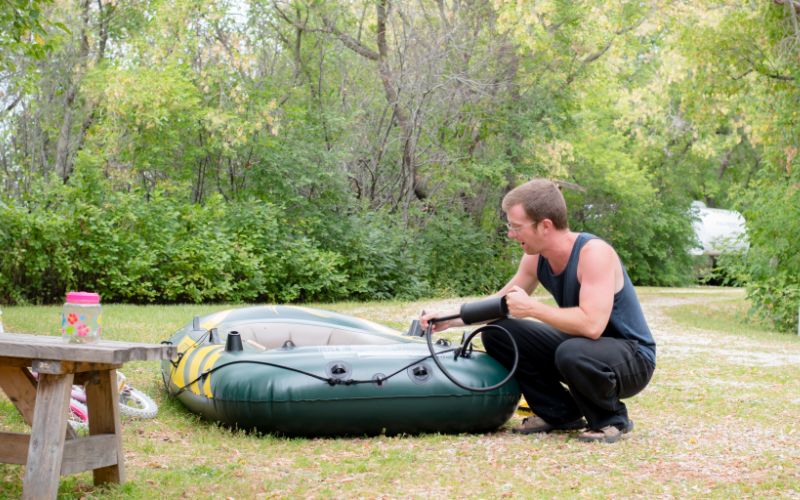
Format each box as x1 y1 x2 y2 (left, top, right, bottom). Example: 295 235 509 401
480 329 502 352
482 318 538 347
481 318 521 349
554 338 593 375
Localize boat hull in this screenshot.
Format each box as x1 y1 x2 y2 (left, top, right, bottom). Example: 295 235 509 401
162 306 520 436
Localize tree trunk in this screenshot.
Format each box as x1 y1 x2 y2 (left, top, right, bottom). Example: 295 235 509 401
53 86 77 182
53 0 111 183
375 0 426 201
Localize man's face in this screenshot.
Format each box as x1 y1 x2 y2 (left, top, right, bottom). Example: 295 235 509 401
505 204 541 255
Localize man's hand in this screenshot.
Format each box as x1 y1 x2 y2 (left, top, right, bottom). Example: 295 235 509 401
505 285 536 319
420 309 463 333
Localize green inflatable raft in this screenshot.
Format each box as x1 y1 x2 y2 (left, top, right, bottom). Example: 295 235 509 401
162 305 520 436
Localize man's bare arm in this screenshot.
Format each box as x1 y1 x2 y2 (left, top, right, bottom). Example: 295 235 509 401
504 241 617 338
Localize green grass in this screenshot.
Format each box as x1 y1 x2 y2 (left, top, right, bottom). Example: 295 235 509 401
665 296 799 342
2 288 800 498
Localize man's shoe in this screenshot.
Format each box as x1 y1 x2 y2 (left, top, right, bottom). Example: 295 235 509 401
512 415 587 435
576 420 634 443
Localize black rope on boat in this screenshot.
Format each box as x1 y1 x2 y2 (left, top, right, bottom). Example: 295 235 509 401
164 330 212 371
333 352 459 387
164 330 214 395
168 347 461 398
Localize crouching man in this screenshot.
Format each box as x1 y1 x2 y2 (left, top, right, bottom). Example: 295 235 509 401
421 179 655 443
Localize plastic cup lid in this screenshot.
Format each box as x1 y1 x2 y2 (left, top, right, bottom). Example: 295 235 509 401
66 291 101 304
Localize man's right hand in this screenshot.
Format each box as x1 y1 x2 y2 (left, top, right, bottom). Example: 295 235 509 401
419 309 464 333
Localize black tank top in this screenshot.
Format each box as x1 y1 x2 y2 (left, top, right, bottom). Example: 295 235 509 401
536 233 656 365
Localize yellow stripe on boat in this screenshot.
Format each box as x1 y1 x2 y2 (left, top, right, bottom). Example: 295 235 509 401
201 349 223 398
516 395 533 415
170 336 197 386
187 345 221 395
177 336 195 354
172 344 195 389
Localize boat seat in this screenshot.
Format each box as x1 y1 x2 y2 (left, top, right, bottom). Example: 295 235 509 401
232 322 399 350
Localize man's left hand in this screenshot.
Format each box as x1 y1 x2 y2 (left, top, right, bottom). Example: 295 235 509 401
505 285 536 319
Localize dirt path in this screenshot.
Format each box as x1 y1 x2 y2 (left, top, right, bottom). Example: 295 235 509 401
641 288 800 368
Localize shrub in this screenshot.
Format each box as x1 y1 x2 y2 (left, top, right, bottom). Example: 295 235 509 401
416 210 514 296
0 202 71 304
736 177 800 333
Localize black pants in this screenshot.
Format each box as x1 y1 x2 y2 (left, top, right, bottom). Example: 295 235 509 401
482 318 655 430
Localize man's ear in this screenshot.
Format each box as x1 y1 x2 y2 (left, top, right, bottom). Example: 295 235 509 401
538 218 555 231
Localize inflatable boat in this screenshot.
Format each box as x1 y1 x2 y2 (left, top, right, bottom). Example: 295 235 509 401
162 305 520 436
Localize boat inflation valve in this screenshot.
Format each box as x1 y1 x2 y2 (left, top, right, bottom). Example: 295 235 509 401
417 296 519 393
225 331 243 352
408 363 431 384
326 361 352 381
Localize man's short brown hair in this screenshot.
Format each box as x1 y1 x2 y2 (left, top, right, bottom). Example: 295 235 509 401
502 179 569 230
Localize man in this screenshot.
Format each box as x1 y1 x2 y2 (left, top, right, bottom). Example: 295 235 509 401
421 179 655 443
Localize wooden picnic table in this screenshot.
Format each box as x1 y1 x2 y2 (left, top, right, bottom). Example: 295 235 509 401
0 332 175 499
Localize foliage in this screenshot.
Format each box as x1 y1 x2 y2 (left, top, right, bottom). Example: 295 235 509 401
0 169 447 304
732 176 800 333
417 210 516 296
564 161 696 287
666 1 800 333
1 0 799 322
0 0 63 69
0 195 70 303
80 65 205 190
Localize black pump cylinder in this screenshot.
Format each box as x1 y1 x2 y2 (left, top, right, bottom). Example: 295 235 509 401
225 330 243 352
459 296 508 325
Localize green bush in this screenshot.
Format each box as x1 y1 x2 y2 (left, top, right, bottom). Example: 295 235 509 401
417 210 514 296
143 194 263 303
735 177 800 333
0 174 436 304
746 276 800 333
0 202 71 304
221 199 350 302
305 211 431 301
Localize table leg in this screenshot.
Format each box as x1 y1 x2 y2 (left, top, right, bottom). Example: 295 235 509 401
22 372 74 500
0 367 77 440
0 366 37 425
85 369 125 485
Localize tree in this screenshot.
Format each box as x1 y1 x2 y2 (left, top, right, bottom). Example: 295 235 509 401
271 0 523 218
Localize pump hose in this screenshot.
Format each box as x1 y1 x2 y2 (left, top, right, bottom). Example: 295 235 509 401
424 322 519 392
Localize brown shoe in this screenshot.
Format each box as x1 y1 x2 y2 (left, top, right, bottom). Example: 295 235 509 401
577 421 634 443
512 415 587 434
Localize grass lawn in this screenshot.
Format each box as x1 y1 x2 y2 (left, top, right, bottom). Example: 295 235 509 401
1 287 799 498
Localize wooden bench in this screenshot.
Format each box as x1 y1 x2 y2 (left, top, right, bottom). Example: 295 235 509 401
0 332 175 499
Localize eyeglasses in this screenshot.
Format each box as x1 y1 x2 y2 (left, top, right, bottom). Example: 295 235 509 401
505 221 537 234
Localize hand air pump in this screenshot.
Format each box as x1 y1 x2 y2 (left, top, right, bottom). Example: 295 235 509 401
410 296 519 392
